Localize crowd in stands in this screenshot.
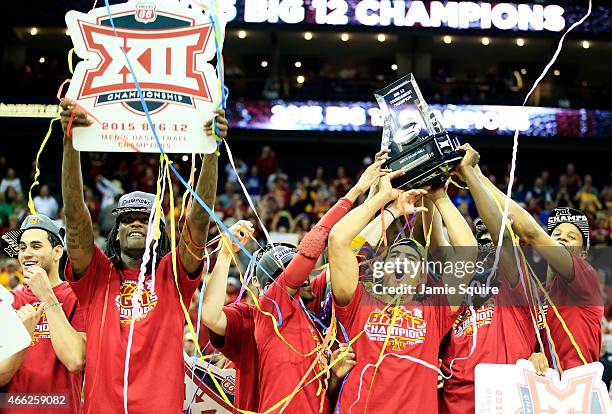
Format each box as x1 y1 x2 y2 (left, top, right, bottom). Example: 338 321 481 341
1 145 610 312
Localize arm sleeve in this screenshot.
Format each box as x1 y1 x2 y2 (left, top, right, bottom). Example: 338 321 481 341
64 244 111 311
281 197 354 290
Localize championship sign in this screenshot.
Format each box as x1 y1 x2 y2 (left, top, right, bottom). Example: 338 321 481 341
183 353 234 414
475 360 612 413
65 0 221 153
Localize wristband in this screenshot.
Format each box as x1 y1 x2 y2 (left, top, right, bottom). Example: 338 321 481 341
384 208 397 221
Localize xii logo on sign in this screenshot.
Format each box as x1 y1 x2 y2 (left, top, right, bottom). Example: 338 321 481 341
67 0 215 115
519 370 608 413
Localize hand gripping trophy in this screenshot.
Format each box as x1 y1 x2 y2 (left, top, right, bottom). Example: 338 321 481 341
375 73 462 189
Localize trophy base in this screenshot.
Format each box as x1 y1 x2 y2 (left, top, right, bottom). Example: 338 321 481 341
383 131 462 189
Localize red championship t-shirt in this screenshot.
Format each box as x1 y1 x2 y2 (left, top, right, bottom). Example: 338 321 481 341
209 302 260 413
334 284 459 414
65 245 200 414
543 254 604 370
255 272 329 414
439 280 537 414
1 283 85 414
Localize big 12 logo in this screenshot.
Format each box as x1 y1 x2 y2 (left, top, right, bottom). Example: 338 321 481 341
65 0 221 154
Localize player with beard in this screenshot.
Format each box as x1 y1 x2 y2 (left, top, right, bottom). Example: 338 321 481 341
0 214 85 414
438 144 537 414
470 150 603 371
59 99 226 413
327 169 477 414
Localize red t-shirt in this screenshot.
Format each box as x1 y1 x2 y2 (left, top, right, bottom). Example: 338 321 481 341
65 245 200 414
439 280 537 414
255 273 329 414
334 284 459 414
209 303 260 413
1 283 85 414
544 254 603 370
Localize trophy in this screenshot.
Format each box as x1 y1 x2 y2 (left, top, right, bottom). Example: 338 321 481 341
375 74 462 189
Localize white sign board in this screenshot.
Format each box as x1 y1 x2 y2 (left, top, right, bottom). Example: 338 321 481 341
475 360 612 414
183 353 234 414
65 0 221 153
0 286 31 360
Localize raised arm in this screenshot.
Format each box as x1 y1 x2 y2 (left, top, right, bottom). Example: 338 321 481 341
357 189 425 247
179 109 228 275
279 157 388 296
201 221 253 336
60 99 95 279
426 186 477 311
475 166 575 280
456 145 520 286
329 170 407 306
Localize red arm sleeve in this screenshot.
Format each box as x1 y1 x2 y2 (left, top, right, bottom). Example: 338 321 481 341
280 197 354 290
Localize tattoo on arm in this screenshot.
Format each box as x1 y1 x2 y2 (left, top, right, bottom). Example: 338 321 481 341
62 139 94 278
180 154 218 275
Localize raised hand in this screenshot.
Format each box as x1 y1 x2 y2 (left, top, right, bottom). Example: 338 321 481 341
60 99 93 136
389 188 429 216
220 220 255 254
22 265 55 303
377 169 406 202
354 157 390 195
204 108 228 139
366 149 391 199
453 143 480 181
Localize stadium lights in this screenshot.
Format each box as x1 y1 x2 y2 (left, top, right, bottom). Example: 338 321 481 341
30 27 38 36
340 33 349 42
294 61 302 68
38 57 45 63
481 37 490 46
377 34 386 42
553 69 560 76
516 38 525 47
520 68 527 75
391 64 398 71
304 32 313 40
297 75 305 84
443 35 452 44
182 155 189 162
238 30 247 39
261 60 268 68
582 40 590 49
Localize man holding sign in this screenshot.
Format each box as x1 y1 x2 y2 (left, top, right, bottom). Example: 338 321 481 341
60 99 227 413
0 214 86 414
